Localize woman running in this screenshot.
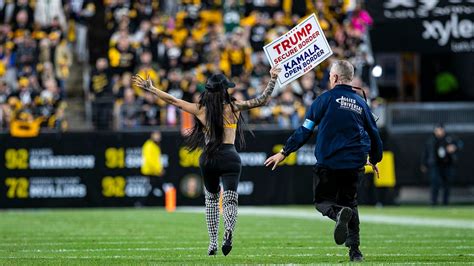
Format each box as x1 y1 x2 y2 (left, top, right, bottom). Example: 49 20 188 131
133 66 281 256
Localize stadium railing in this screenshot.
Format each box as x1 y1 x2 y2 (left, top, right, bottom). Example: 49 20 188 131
386 102 474 133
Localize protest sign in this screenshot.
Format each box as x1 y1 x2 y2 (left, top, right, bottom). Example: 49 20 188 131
264 14 333 86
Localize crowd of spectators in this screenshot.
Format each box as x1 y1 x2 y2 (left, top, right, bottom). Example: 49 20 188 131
88 0 376 130
0 0 377 133
0 0 79 134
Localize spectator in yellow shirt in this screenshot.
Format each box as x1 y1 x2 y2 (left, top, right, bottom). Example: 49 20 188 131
220 34 252 78
141 130 164 177
108 37 136 75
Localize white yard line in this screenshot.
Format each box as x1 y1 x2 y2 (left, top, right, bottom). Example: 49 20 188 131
5 246 473 254
0 253 472 259
16 247 202 253
0 239 469 247
0 234 468 242
0 241 207 246
178 207 474 229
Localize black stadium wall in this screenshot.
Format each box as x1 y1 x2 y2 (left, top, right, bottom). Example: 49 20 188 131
0 131 472 208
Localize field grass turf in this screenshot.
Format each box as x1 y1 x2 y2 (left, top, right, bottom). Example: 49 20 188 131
0 206 473 265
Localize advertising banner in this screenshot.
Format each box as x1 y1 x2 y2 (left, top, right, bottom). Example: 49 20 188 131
264 13 333 86
1 130 472 208
0 131 317 208
367 0 474 53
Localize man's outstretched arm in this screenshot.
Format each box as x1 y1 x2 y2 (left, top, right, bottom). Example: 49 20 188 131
281 119 315 155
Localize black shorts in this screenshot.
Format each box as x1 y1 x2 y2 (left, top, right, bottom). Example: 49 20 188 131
313 166 364 208
199 144 242 193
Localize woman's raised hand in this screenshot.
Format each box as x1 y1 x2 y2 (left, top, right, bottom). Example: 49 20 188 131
132 74 155 93
270 65 282 79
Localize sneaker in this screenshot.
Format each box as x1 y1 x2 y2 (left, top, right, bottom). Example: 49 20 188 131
222 230 233 256
349 246 364 262
334 207 352 245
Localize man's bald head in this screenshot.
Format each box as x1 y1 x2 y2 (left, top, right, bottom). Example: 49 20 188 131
329 60 354 88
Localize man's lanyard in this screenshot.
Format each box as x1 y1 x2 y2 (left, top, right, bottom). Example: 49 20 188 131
352 86 368 102
352 86 380 122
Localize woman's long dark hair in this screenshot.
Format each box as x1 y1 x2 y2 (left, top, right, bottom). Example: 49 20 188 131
184 83 247 161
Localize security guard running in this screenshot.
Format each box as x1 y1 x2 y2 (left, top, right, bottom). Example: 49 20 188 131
265 60 383 262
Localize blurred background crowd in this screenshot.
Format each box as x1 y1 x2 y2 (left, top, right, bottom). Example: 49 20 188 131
0 0 70 135
0 0 379 133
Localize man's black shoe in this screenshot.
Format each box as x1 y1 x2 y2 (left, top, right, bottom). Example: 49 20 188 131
349 246 364 262
334 207 352 245
222 230 233 256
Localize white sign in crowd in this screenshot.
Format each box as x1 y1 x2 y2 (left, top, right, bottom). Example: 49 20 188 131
264 13 333 86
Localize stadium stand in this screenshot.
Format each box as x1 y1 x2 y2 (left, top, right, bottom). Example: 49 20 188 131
95 0 376 130
0 0 71 135
0 0 377 132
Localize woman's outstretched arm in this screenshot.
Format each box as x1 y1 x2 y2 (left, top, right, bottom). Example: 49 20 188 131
132 75 201 115
233 66 281 111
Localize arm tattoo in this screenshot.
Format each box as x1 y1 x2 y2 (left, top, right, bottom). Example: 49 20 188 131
235 78 276 110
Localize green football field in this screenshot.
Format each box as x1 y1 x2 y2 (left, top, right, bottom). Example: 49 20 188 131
0 206 473 265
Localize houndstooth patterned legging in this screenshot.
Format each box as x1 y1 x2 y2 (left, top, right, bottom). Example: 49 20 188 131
205 189 220 252
222 190 238 234
205 189 239 251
